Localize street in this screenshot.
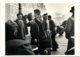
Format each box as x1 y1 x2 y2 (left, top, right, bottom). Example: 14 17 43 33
25 32 68 55
51 33 68 55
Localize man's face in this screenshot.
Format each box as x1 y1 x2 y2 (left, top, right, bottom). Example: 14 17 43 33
34 13 40 18
18 15 23 20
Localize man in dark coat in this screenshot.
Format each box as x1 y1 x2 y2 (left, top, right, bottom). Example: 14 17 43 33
34 9 47 54
48 15 58 51
65 6 74 55
27 13 38 46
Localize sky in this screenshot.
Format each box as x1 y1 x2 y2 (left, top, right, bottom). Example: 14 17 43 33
44 3 74 25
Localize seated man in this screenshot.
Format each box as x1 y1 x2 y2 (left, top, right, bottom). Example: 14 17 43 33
5 20 34 55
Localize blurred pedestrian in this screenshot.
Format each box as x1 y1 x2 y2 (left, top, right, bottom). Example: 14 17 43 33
48 15 58 51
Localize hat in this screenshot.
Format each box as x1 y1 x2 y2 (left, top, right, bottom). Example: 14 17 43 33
70 6 74 12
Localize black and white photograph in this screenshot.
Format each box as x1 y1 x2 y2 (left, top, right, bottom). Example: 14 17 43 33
5 3 74 55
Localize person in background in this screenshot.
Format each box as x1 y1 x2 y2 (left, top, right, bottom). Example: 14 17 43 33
42 13 48 31
56 25 64 36
42 13 52 55
15 13 26 40
65 6 74 55
23 15 28 35
48 15 58 51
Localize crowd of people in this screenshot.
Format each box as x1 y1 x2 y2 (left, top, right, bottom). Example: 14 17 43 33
5 6 74 55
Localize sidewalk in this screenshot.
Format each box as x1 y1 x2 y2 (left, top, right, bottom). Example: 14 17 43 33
25 33 68 55
51 33 68 55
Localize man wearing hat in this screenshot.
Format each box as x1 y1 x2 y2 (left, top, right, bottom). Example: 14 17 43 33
65 6 74 55
48 15 58 51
